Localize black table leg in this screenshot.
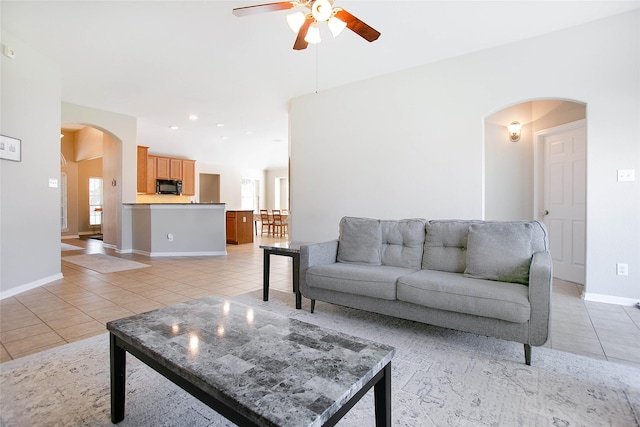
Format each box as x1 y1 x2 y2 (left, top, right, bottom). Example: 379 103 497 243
110 333 126 423
263 250 270 302
293 253 301 309
374 362 391 427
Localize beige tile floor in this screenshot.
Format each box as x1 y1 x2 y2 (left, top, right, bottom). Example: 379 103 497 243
1 236 639 368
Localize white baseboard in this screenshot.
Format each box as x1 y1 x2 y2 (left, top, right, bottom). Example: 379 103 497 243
132 249 227 257
583 292 639 306
0 273 64 300
61 235 80 240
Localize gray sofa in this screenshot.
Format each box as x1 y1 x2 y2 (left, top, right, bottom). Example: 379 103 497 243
299 217 552 365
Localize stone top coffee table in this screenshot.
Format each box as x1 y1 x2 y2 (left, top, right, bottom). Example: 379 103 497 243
107 296 395 426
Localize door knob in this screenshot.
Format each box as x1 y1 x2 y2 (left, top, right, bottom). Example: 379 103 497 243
540 210 549 216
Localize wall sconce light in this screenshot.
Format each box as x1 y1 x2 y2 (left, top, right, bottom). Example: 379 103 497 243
508 121 522 142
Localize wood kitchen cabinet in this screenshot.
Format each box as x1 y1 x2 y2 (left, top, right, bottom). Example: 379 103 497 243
170 159 182 180
181 160 196 196
136 146 196 195
156 157 170 179
136 146 149 193
226 210 254 244
146 155 157 194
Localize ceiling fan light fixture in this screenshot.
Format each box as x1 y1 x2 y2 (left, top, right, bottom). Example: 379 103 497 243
286 11 306 33
328 16 346 37
311 0 332 22
304 22 321 43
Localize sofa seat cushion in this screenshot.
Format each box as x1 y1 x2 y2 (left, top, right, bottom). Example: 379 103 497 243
397 270 531 323
306 263 416 300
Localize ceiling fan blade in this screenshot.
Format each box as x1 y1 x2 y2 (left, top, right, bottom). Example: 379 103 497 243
334 9 381 42
232 2 297 17
293 17 313 50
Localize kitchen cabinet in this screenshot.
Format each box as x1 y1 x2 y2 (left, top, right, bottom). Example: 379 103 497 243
146 155 157 194
136 146 149 193
136 146 196 195
226 210 254 244
182 160 196 196
156 157 171 180
170 159 182 180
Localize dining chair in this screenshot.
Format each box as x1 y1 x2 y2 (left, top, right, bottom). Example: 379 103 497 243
259 210 272 235
272 210 288 237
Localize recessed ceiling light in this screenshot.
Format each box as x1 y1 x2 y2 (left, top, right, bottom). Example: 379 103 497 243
216 123 225 127
245 130 254 135
221 136 229 141
169 125 179 130
189 114 198 121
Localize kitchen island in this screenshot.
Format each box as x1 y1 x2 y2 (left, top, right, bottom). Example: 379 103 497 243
124 203 226 257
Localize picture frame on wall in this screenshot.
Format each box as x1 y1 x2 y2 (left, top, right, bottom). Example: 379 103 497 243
0 135 22 162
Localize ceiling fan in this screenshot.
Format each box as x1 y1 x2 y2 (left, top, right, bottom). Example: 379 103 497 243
232 0 381 50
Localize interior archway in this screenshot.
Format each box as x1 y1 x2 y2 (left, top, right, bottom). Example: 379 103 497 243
484 99 587 287
60 124 123 249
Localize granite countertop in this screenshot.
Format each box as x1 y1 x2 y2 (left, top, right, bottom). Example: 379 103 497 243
107 296 395 426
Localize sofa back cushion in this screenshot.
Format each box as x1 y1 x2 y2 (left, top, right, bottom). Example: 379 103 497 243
337 217 382 265
463 222 533 284
423 220 480 272
422 220 549 276
381 219 427 269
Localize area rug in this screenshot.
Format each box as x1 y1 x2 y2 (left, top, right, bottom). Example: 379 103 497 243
0 290 638 426
62 254 150 274
61 242 84 251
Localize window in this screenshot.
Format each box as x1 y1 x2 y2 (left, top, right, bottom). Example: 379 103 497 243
60 173 68 230
275 177 289 211
241 178 258 212
89 177 103 225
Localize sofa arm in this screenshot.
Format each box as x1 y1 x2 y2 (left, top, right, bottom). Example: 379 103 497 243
299 240 339 273
528 251 553 346
299 240 338 294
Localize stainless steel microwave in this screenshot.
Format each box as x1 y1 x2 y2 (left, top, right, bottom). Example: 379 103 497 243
156 179 182 195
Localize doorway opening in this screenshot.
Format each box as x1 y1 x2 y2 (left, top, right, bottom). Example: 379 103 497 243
60 124 122 247
199 173 220 203
484 99 587 287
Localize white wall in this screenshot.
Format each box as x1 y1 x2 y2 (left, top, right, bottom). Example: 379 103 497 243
196 162 265 210
290 11 640 303
1 32 62 298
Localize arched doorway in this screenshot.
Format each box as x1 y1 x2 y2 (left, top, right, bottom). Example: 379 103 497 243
60 124 122 249
484 99 587 286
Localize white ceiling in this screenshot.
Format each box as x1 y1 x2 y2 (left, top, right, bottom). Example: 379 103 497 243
3 1 639 169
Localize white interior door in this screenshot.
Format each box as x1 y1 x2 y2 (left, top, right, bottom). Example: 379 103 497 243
541 121 586 284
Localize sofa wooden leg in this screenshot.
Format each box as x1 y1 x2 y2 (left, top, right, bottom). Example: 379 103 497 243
310 299 316 313
524 344 531 365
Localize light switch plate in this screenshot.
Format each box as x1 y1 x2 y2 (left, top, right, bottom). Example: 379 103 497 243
617 169 635 182
48 178 58 188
